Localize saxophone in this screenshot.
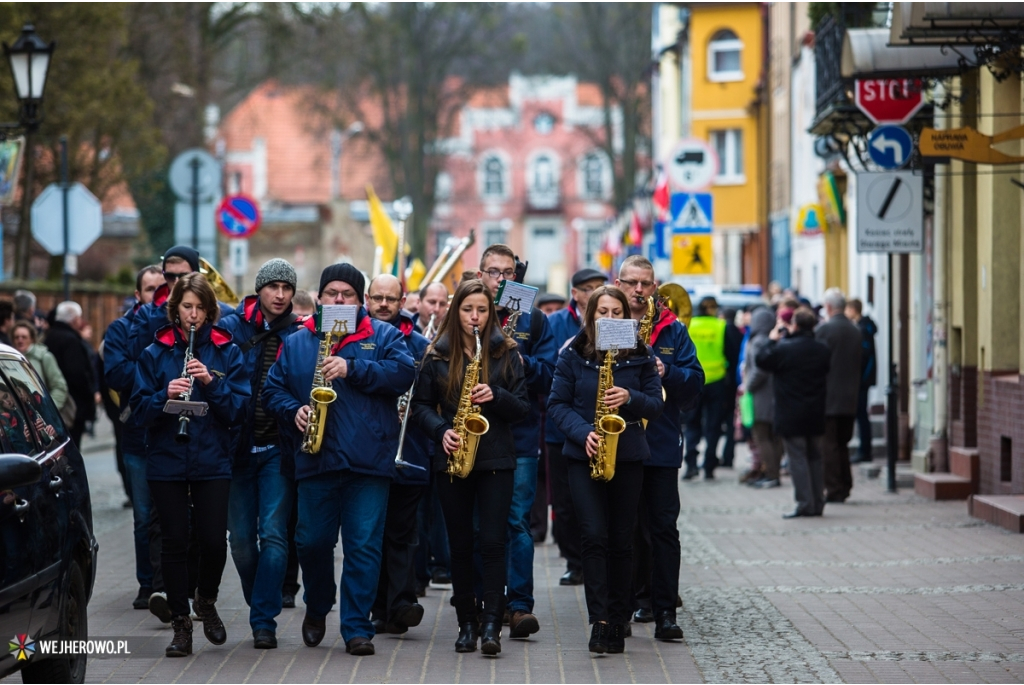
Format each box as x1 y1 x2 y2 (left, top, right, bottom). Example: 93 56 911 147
446 326 490 478
592 348 626 481
301 319 347 454
502 309 523 336
638 296 656 345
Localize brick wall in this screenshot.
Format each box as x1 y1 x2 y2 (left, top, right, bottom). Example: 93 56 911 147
976 371 1024 495
950 366 977 449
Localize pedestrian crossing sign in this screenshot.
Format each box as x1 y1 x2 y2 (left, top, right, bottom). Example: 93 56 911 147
672 234 713 276
670 193 713 233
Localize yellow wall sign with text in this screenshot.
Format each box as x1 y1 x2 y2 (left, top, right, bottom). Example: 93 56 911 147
672 234 713 276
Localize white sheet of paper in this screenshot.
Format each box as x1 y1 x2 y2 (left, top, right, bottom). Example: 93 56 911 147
596 318 638 351
496 281 538 313
318 305 359 335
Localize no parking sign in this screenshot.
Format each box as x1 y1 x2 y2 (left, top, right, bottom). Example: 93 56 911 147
216 194 261 238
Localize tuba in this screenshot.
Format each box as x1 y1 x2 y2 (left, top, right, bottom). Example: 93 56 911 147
301 320 347 454
199 257 240 307
446 326 489 479
658 283 693 327
592 348 626 481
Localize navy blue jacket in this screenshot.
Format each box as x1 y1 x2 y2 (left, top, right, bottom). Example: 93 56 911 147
103 305 146 455
503 307 556 458
646 309 705 468
548 339 664 463
130 324 251 481
262 309 416 481
219 295 306 468
390 313 431 485
544 301 583 445
129 283 235 360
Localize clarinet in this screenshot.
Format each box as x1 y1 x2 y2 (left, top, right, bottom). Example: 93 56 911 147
175 324 197 444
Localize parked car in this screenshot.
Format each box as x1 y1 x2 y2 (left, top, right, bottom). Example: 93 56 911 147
0 344 97 683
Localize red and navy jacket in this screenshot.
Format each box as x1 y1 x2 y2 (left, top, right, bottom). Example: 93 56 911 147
128 283 235 360
389 312 431 486
543 300 583 445
645 308 705 469
261 307 416 481
502 307 556 458
129 323 250 481
103 303 147 455
219 295 305 467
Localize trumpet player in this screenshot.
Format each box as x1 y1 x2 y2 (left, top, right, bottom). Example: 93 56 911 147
262 264 415 657
416 281 449 338
410 279 529 655
129 274 251 657
547 285 663 655
616 256 703 642
366 275 430 635
220 259 305 650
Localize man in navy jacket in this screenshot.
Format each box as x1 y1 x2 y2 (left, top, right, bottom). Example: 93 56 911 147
477 244 556 639
103 264 165 612
616 256 704 641
365 274 431 636
219 259 305 650
262 263 415 657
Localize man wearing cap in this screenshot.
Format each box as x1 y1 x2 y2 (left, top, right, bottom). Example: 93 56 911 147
219 259 305 649
544 267 606 586
263 263 415 657
536 292 565 315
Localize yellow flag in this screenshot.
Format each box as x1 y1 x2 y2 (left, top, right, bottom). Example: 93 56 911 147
366 185 397 275
405 258 427 292
441 256 464 295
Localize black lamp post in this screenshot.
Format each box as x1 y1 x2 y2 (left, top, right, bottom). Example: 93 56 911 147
3 24 55 134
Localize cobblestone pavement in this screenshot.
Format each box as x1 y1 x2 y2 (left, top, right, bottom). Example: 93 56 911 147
74 424 1024 683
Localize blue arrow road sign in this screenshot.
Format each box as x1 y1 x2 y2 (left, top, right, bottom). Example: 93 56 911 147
669 192 713 233
868 124 913 170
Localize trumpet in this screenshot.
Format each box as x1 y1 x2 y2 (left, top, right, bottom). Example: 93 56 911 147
423 312 438 340
394 384 427 472
176 324 197 444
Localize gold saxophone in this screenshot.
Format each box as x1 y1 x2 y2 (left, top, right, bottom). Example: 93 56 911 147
638 295 656 345
446 326 490 478
592 348 626 481
301 320 347 455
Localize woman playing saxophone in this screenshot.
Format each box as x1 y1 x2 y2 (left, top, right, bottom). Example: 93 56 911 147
547 285 663 655
411 279 529 656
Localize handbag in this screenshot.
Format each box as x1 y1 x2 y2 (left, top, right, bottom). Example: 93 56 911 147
59 395 77 427
739 391 754 429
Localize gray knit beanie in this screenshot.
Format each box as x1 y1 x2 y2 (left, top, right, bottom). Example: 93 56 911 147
255 258 297 292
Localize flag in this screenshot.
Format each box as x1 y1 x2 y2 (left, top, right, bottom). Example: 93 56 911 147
626 211 643 247
652 171 670 220
441 256 463 295
405 258 428 292
366 185 398 276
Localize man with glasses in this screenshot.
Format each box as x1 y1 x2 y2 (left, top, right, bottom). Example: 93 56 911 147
365 274 431 636
544 267 606 586
476 244 556 640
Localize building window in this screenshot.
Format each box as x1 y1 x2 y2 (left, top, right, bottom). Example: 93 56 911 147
583 226 604 268
534 112 555 135
533 155 555 193
435 171 452 202
581 152 605 199
482 222 507 248
481 155 506 198
708 29 743 82
711 129 744 183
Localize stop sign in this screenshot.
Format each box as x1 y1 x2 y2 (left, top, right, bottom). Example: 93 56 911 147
855 78 925 125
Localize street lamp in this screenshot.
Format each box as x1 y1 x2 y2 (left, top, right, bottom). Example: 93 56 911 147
3 24 55 132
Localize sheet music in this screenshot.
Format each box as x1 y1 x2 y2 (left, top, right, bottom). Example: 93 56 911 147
495 280 538 313
318 305 359 335
596 318 638 351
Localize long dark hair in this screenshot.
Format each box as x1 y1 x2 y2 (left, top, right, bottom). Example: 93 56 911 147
573 285 637 361
428 278 514 404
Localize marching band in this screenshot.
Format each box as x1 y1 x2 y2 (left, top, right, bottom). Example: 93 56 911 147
103 240 703 659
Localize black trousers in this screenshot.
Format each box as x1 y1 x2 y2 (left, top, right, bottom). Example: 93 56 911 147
283 479 301 597
823 416 855 500
684 380 727 475
530 446 549 540
148 479 231 618
856 386 873 461
547 441 582 573
568 459 644 624
437 468 513 624
373 483 426 621
632 466 681 616
721 384 738 467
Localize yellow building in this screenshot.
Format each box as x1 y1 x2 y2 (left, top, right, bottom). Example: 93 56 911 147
653 2 768 286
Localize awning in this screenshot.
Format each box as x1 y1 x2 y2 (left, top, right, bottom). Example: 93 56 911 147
890 2 1024 45
842 28 961 78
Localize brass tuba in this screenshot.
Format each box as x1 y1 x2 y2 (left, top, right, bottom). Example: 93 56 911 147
301 320 347 454
658 283 693 327
446 326 489 478
199 257 241 307
592 348 626 481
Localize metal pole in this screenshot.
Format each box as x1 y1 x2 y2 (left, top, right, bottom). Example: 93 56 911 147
886 253 899 493
60 135 69 302
190 157 200 251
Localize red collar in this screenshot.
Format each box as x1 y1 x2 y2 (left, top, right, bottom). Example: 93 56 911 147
243 295 263 326
302 314 375 353
153 283 169 307
650 307 676 346
399 318 414 336
568 301 580 323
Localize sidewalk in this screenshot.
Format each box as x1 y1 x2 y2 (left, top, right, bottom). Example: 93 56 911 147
80 442 1024 683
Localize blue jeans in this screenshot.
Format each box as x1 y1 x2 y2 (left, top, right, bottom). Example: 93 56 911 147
297 471 390 642
506 456 537 614
228 446 293 632
123 451 154 589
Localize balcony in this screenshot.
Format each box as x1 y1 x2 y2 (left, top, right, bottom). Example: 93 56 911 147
527 187 561 213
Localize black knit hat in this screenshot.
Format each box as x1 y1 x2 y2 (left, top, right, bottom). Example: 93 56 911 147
319 263 365 303
163 245 200 273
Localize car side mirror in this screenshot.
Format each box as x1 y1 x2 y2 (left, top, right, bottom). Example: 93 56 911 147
0 454 42 491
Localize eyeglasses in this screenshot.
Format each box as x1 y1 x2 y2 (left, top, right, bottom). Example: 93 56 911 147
368 295 401 305
163 271 189 282
483 269 516 280
618 278 654 289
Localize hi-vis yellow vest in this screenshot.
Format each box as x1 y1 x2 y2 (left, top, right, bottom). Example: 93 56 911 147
687 316 727 384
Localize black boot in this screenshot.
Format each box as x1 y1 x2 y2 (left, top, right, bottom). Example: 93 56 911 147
608 623 626 654
654 611 683 640
589 622 610 654
479 621 501 655
193 591 227 645
166 615 193 657
455 622 479 653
